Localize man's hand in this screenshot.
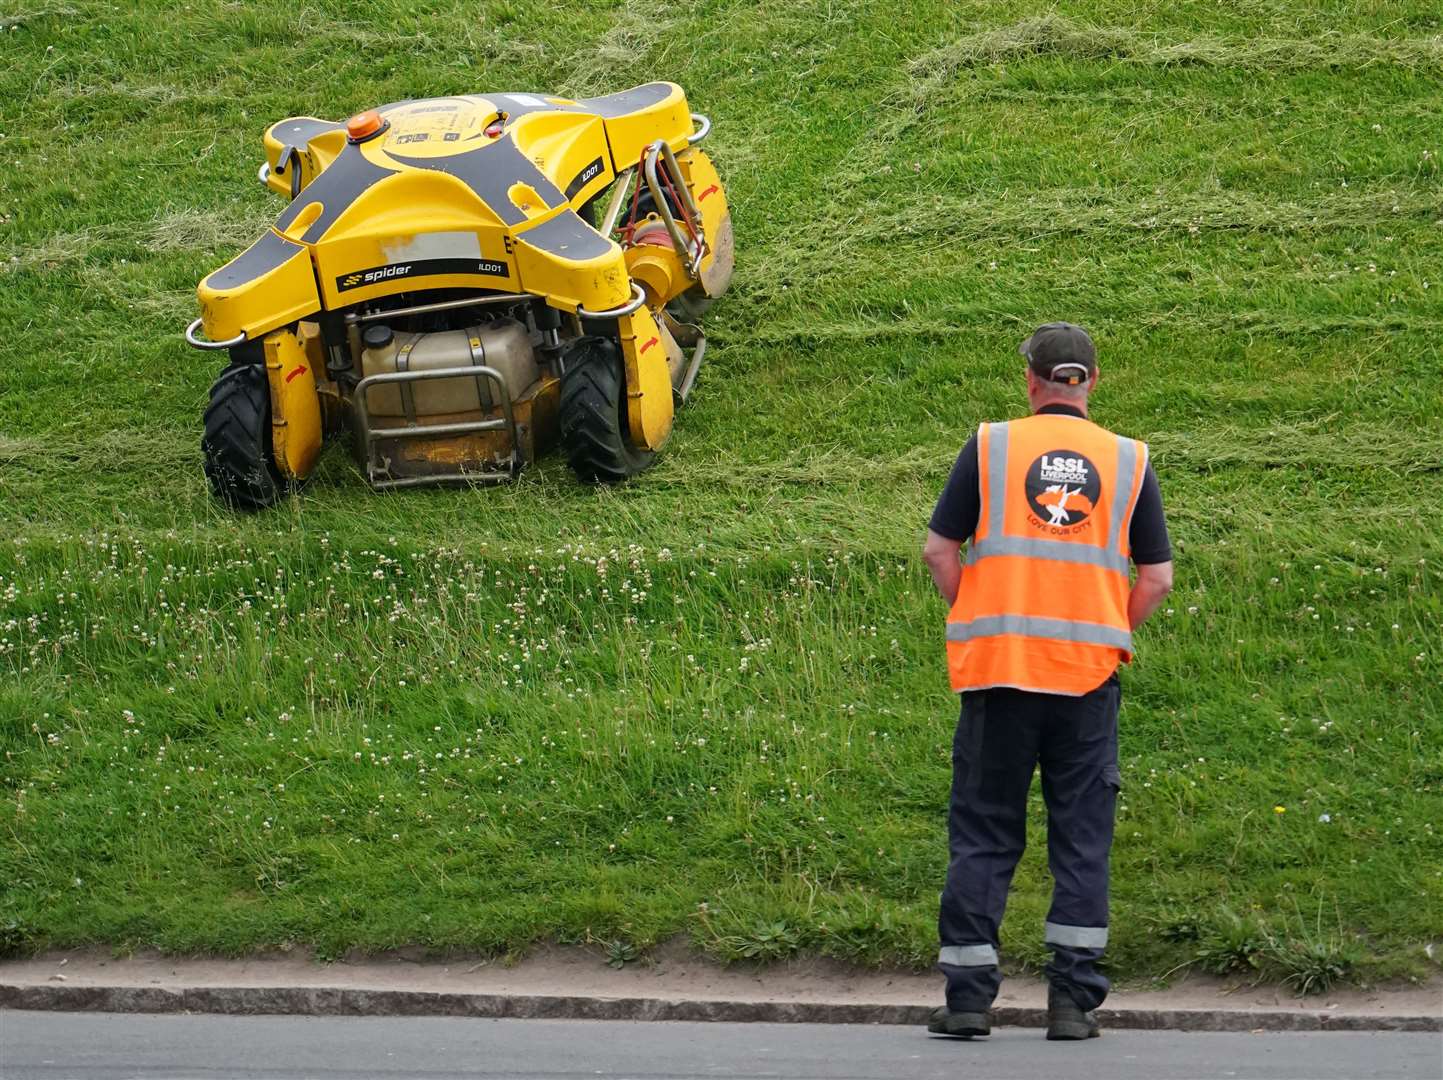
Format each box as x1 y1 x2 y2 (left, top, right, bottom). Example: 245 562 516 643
1128 560 1173 630
923 529 964 605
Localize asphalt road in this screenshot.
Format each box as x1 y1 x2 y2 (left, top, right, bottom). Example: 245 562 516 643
0 1012 1439 1080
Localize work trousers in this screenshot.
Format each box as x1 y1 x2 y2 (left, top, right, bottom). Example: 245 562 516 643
937 674 1121 1013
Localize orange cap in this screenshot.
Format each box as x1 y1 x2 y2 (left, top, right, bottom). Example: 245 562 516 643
346 110 385 141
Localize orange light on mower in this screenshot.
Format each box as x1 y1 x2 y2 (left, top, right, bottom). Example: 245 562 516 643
484 119 505 139
346 110 386 142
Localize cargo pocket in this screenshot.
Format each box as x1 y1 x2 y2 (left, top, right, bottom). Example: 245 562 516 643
1101 762 1122 792
1101 678 1121 792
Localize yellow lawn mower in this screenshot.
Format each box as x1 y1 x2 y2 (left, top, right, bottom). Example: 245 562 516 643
185 82 733 509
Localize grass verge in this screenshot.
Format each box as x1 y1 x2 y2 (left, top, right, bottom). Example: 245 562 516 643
1 1 1440 988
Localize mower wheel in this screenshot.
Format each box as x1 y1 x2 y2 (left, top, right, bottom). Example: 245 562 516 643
202 360 288 510
634 186 684 223
559 336 655 483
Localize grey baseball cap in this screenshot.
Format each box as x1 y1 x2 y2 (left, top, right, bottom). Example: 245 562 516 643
1019 322 1097 386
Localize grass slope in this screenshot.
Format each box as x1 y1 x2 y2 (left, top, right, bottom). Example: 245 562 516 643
1 1 1440 988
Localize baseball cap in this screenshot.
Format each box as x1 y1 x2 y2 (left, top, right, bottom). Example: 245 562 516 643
1018 322 1097 386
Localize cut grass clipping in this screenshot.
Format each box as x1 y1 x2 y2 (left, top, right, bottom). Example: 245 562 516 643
2 1 1441 990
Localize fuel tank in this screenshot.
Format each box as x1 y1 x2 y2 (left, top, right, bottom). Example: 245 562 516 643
359 317 539 417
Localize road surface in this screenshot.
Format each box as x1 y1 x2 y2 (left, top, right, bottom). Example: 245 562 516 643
0 1012 1438 1079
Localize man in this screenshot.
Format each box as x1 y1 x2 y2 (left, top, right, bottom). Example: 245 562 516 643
921 323 1173 1042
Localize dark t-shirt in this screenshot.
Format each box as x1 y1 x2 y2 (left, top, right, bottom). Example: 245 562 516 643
929 405 1172 565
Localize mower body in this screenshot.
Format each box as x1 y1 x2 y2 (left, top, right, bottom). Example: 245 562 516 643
188 82 732 505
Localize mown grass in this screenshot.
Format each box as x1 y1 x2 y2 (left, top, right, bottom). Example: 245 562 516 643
1 0 1441 988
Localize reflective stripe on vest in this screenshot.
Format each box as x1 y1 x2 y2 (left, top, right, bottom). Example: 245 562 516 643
946 615 1133 651
966 535 1129 574
946 414 1147 696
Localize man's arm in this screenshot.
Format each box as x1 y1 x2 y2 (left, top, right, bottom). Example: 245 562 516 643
925 437 981 606
1127 460 1173 629
1128 560 1173 629
923 528 964 605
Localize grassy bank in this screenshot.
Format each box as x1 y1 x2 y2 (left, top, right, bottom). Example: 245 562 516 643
2 0 1441 987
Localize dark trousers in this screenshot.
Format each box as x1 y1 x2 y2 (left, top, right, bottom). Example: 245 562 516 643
938 674 1121 1013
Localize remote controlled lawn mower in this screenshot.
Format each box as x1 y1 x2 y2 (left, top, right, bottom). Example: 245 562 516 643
185 81 733 509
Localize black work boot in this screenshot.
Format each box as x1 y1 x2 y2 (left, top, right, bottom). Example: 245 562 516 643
927 1006 991 1038
1045 986 1100 1041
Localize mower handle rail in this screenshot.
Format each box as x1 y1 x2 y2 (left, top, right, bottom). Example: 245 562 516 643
185 317 247 351
689 113 711 144
642 140 707 280
577 283 646 320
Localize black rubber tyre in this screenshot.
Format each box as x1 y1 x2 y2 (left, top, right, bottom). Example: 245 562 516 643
633 186 684 223
201 358 287 511
558 336 655 483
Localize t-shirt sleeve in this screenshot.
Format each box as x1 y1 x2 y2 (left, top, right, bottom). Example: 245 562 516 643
1129 461 1172 565
929 435 981 542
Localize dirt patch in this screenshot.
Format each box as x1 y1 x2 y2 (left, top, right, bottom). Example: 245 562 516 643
4 939 1438 1020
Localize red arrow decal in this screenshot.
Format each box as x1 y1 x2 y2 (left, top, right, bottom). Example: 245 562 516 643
285 364 308 383
698 184 719 202
640 336 659 354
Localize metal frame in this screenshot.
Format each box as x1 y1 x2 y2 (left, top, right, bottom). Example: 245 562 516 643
185 317 246 351
599 167 635 237
595 113 707 241
344 292 532 326
343 294 532 369
676 332 707 403
642 140 707 280
353 364 521 489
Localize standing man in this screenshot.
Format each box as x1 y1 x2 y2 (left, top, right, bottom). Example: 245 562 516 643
922 323 1173 1042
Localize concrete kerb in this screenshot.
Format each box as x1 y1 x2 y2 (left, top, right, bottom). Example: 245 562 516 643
2 983 1438 1032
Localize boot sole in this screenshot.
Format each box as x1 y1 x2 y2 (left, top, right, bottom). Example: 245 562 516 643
1046 1021 1100 1041
928 1014 991 1039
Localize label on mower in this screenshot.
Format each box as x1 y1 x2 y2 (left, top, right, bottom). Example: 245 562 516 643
335 258 510 292
380 98 490 158
564 156 606 199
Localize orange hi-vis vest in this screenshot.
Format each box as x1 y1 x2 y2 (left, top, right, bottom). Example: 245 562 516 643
947 412 1148 696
